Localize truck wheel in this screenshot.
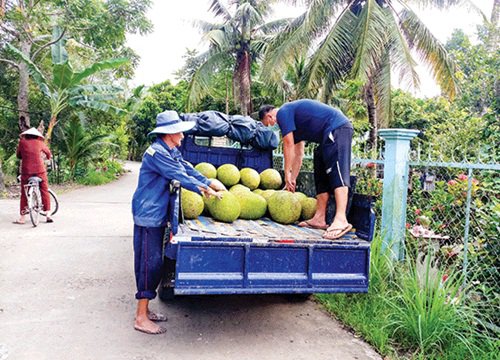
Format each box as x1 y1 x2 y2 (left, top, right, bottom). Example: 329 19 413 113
159 257 176 302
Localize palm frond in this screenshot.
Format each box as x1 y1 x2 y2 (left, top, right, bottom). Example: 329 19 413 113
192 19 221 34
203 29 232 50
301 8 357 95
253 18 293 35
234 2 263 29
385 7 420 90
209 0 232 21
400 7 458 99
350 0 391 83
261 0 343 84
371 49 392 127
187 51 232 111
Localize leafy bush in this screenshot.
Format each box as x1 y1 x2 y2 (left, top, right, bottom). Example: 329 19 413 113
317 236 498 359
77 160 124 186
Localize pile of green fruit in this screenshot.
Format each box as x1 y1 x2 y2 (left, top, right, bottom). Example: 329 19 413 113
180 162 317 224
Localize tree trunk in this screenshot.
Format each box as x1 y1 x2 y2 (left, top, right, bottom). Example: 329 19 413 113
0 161 5 193
365 84 378 151
225 74 230 114
45 114 58 144
235 48 252 116
17 39 32 132
489 0 499 51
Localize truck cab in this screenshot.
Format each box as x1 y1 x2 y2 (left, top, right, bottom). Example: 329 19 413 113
159 134 375 300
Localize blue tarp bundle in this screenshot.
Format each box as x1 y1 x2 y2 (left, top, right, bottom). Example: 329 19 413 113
181 111 279 150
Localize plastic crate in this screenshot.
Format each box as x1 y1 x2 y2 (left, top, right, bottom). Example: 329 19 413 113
180 135 273 172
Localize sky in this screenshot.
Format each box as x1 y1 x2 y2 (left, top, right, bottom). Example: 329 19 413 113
126 0 495 98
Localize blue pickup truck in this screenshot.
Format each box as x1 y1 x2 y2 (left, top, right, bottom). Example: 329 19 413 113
159 134 375 300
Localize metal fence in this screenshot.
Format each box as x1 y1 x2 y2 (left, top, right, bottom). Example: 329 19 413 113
273 133 499 331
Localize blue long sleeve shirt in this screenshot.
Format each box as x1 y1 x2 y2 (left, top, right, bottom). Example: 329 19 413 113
132 138 211 227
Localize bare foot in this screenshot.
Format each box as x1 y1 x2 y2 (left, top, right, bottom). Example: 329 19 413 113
147 311 167 322
298 220 328 230
323 220 353 240
134 316 167 335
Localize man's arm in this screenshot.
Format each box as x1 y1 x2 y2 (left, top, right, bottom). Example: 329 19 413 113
290 141 304 182
282 132 297 192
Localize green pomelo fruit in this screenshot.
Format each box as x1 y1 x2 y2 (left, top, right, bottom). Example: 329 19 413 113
234 192 267 220
260 169 282 190
239 168 260 190
267 191 302 224
293 192 307 203
229 184 251 194
181 189 204 219
206 191 241 223
217 164 241 187
253 189 264 196
260 190 275 201
300 197 317 220
195 162 217 179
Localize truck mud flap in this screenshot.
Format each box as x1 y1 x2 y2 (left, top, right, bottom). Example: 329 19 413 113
172 241 370 295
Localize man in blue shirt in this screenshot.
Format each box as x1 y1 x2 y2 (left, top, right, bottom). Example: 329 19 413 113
131 110 223 334
259 99 353 240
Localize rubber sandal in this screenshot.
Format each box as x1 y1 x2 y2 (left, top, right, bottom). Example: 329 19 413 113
322 224 353 240
46 218 54 223
12 220 25 225
134 325 167 335
148 312 168 322
298 220 328 230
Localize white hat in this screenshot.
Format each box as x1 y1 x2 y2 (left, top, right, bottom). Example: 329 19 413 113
21 127 44 138
148 110 195 135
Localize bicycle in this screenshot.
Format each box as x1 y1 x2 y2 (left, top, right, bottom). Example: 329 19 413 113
22 176 59 227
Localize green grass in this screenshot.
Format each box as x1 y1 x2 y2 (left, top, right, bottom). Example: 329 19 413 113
77 160 124 186
316 236 498 359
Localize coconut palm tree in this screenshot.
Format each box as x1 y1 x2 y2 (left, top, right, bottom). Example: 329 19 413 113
188 0 291 115
261 0 477 147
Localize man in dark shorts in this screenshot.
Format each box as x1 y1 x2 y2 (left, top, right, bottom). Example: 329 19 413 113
259 99 354 240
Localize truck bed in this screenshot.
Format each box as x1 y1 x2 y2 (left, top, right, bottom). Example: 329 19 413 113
175 216 366 245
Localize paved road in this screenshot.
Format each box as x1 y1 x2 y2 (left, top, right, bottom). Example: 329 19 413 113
0 162 380 360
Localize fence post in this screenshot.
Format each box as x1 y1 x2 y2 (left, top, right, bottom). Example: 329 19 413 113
379 129 420 261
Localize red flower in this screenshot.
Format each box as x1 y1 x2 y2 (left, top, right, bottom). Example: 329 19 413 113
406 223 411 229
448 180 457 186
442 274 449 282
366 162 376 169
415 209 422 215
457 174 467 181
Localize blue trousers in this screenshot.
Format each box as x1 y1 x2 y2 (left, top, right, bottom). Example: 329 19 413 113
133 225 166 300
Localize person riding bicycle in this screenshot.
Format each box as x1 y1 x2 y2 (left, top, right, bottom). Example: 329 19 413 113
14 127 53 224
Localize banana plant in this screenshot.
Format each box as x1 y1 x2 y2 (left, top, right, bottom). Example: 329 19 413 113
6 27 128 144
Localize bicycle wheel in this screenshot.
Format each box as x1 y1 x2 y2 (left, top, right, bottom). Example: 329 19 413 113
29 188 41 227
48 189 59 216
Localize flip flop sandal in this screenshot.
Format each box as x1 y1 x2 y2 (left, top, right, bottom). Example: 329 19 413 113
134 325 167 335
298 220 328 230
12 220 25 225
46 218 54 223
148 312 168 322
322 224 353 240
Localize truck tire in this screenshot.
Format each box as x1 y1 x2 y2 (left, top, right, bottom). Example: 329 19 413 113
159 257 176 302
